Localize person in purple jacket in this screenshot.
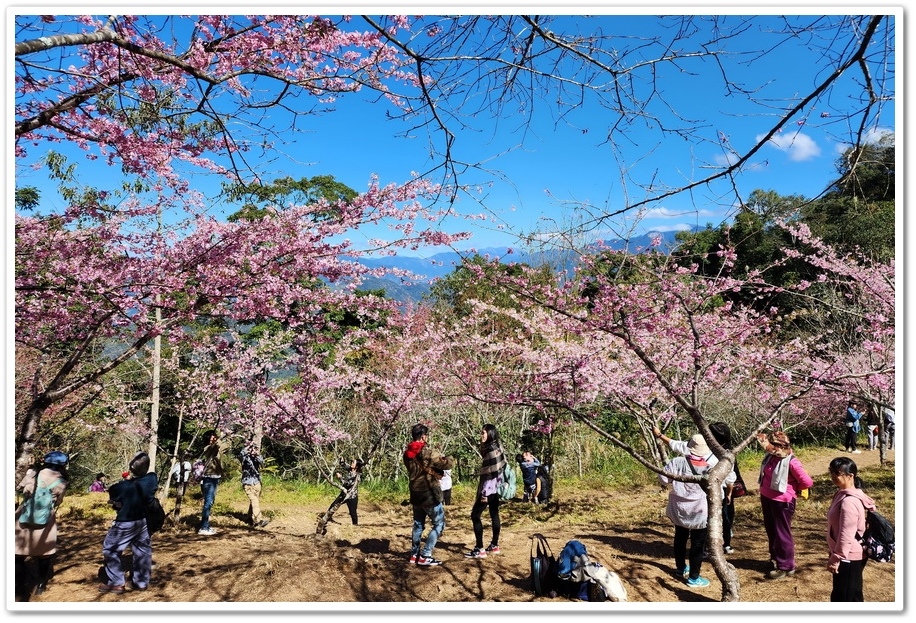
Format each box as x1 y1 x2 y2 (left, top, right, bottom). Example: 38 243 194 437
826 456 875 601
756 431 814 580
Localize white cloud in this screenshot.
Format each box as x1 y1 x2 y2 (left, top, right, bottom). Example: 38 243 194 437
642 207 715 220
758 130 821 161
644 223 693 233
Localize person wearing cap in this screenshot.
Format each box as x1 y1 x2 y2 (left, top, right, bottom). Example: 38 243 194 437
99 452 159 594
89 472 108 493
655 432 727 589
14 451 70 597
653 426 738 556
756 430 814 580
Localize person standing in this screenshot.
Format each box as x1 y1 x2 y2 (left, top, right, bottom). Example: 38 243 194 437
826 457 875 602
14 451 70 596
439 468 453 506
465 423 506 559
197 429 229 536
864 403 880 451
757 431 814 579
404 423 454 566
709 422 740 554
99 452 159 593
844 400 863 454
653 425 736 558
656 434 715 588
517 451 541 503
239 444 270 528
882 407 895 450
333 458 364 525
168 456 192 497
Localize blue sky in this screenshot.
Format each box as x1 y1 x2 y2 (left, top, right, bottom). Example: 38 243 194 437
12 9 897 258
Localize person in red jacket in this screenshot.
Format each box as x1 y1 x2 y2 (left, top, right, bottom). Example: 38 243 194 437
826 457 876 601
403 423 454 567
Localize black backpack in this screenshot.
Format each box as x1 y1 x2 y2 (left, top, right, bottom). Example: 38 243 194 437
860 509 894 562
136 481 166 535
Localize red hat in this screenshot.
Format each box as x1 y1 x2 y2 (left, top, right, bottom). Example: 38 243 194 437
122 471 130 479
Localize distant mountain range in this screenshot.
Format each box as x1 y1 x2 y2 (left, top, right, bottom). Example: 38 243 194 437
354 230 689 303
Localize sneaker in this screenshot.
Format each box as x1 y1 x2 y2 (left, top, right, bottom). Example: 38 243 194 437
98 583 125 594
409 554 418 564
852 450 862 454
197 527 217 536
416 556 443 566
485 544 501 554
724 546 734 554
129 581 148 591
685 576 710 588
464 548 487 559
256 519 270 528
767 568 796 580
676 564 689 578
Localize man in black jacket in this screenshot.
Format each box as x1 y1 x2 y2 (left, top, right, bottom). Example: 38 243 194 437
99 452 158 593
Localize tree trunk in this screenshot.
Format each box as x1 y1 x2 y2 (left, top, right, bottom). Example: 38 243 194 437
705 457 740 601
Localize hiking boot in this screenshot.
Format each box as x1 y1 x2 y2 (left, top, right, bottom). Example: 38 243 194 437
685 576 710 588
485 544 501 554
416 556 443 566
197 527 217 536
767 568 796 580
464 548 487 559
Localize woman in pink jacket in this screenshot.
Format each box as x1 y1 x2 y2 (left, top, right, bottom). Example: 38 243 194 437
826 457 875 601
756 431 814 579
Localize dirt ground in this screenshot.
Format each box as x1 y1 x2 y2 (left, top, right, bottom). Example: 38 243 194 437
12 446 897 611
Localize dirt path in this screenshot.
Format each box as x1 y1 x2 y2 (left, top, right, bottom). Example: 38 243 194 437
14 446 896 607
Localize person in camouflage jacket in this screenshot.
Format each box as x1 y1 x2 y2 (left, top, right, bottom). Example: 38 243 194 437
403 423 454 566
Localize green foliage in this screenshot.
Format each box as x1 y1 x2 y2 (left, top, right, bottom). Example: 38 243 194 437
15 186 40 211
225 175 358 222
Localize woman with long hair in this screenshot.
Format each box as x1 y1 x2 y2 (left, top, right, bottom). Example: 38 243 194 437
465 423 506 559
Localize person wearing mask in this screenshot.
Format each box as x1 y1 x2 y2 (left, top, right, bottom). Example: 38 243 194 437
465 423 507 559
99 452 159 593
404 423 454 566
15 451 70 597
757 431 814 579
826 456 875 601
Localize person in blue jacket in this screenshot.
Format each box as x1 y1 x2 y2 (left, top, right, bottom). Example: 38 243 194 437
99 452 158 593
844 400 863 454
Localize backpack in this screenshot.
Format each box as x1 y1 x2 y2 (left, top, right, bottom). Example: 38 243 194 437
497 461 517 501
189 460 206 484
860 509 895 562
19 476 63 528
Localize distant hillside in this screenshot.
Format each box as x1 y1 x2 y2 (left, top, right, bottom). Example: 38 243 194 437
353 230 689 303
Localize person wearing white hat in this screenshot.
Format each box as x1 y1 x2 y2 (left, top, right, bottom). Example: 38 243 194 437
655 430 734 589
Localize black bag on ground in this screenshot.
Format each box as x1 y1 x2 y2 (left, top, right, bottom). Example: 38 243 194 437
530 533 557 596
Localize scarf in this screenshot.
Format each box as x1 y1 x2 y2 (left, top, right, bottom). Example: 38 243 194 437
479 440 506 479
761 453 792 493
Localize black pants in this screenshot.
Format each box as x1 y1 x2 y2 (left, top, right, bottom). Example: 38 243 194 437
442 488 452 505
722 498 735 548
334 493 359 525
673 525 708 580
471 493 501 549
830 559 865 601
844 427 858 450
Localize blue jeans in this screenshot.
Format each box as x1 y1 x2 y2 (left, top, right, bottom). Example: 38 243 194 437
412 503 445 558
102 519 152 588
200 477 220 530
